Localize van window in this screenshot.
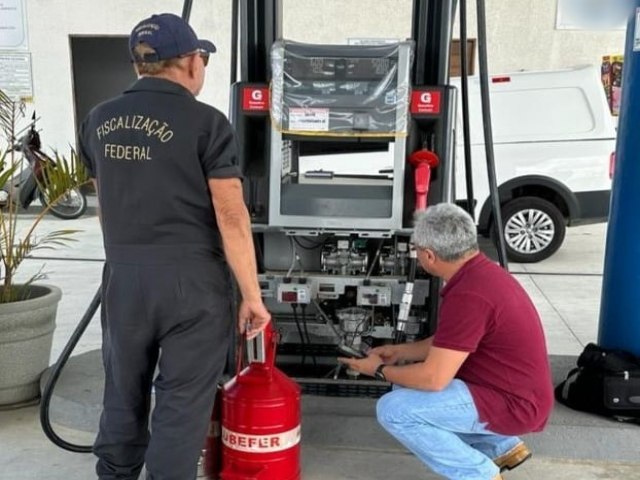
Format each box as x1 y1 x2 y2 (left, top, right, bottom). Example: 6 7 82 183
492 87 595 141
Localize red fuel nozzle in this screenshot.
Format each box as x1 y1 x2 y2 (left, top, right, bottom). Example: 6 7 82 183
408 149 439 211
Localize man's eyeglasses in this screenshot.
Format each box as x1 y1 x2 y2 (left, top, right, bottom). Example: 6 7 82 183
198 50 210 67
180 50 210 67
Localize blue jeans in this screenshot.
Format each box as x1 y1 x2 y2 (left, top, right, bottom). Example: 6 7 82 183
376 380 521 480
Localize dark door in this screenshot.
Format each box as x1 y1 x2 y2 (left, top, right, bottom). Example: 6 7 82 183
70 36 136 136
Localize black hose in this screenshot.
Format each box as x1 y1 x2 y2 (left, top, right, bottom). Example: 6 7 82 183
459 0 475 219
230 0 239 85
181 0 193 21
476 0 509 269
40 288 101 453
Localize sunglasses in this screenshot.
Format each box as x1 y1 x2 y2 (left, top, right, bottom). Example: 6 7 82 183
198 50 210 67
180 50 210 67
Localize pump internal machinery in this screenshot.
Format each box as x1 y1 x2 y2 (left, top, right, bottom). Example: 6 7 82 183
231 0 458 390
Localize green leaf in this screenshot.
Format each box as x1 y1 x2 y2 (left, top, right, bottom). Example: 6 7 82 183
0 87 83 303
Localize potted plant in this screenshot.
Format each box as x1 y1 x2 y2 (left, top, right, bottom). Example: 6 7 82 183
0 89 88 407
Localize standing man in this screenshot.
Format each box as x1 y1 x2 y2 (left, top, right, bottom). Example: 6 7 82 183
78 13 270 480
339 203 554 480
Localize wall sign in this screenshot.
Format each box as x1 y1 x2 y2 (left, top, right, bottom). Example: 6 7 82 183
556 0 631 31
0 0 28 49
0 52 33 101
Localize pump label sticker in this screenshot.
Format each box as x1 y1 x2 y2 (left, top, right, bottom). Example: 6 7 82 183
635 8 640 52
288 108 330 131
222 426 301 453
242 87 269 111
411 90 442 115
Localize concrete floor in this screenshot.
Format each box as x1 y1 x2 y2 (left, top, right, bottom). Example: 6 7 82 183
1 202 640 479
2 402 640 480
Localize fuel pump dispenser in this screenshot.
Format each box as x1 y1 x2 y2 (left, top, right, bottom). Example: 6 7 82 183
40 0 509 460
229 0 500 393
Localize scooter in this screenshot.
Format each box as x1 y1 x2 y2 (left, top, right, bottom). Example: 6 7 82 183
3 117 87 220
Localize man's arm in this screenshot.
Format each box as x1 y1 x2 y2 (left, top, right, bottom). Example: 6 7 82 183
382 346 469 391
209 177 270 336
340 345 469 391
371 337 433 364
397 337 434 362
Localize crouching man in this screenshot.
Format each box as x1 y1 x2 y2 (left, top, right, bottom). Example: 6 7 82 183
339 203 554 480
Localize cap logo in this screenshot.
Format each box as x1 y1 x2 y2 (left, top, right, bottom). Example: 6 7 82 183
135 23 160 33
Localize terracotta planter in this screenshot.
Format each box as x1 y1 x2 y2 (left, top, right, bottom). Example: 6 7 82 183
0 285 61 406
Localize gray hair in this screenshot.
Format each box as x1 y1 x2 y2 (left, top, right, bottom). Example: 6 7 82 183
412 203 478 262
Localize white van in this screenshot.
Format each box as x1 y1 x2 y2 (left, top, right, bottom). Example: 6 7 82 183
451 65 616 262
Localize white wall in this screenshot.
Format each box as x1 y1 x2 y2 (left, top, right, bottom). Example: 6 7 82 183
25 0 232 152
281 0 626 71
20 0 627 151
456 0 626 73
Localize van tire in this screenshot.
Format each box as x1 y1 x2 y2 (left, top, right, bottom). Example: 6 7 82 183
495 197 566 263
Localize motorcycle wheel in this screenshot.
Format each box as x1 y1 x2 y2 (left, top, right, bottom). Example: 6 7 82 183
39 188 88 220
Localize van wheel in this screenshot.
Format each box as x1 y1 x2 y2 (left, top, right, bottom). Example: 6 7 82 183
497 197 566 263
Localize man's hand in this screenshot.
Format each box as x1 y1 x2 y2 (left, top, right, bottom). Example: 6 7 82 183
238 299 271 340
338 353 384 377
370 344 402 365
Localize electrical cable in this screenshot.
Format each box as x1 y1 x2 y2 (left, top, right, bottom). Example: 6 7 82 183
311 298 342 339
284 238 305 277
291 304 306 366
365 239 385 281
40 288 101 453
286 237 297 278
300 304 317 367
347 314 371 348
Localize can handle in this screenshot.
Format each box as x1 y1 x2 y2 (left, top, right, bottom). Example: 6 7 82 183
246 322 277 369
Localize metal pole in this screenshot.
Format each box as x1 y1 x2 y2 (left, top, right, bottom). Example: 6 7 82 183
598 3 640 356
476 0 508 269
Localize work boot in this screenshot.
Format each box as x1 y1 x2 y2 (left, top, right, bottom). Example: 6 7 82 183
492 475 503 480
493 441 532 472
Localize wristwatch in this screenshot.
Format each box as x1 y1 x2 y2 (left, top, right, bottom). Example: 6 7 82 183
374 364 387 381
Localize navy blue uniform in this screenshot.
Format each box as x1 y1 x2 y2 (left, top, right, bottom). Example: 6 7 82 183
79 77 241 480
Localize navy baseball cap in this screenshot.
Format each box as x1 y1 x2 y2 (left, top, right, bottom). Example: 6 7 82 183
129 13 216 62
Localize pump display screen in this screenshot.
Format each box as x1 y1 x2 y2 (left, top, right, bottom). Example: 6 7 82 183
285 57 396 81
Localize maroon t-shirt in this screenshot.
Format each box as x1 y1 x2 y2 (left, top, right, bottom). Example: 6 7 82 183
432 253 554 435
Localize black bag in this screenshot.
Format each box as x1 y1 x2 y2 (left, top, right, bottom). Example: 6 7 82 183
555 343 640 423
